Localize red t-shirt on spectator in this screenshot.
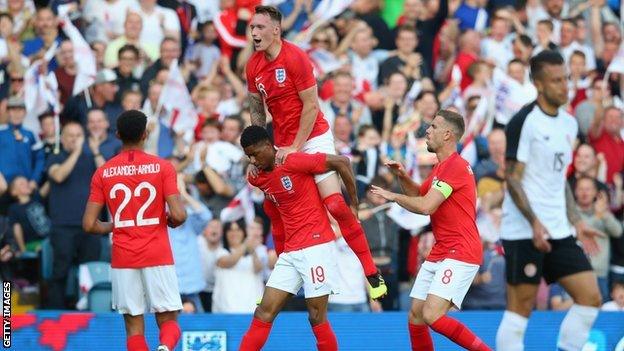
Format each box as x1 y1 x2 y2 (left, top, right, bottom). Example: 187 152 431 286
590 130 624 184
454 51 478 91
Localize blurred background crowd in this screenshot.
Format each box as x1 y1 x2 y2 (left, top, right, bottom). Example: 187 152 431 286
0 0 623 314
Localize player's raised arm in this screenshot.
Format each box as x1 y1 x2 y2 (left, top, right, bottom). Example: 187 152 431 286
370 182 447 215
325 154 359 214
82 201 113 235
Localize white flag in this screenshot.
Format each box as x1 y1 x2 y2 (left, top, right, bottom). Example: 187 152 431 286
60 17 97 95
24 60 60 135
607 43 624 74
220 186 255 225
313 0 354 21
158 59 198 136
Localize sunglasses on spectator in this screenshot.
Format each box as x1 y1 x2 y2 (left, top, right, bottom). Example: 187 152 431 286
312 37 330 44
120 55 138 61
10 77 23 82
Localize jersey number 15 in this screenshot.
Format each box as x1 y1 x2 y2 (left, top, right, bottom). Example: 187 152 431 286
110 182 159 228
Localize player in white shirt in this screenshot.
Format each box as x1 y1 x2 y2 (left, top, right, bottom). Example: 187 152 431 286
496 50 604 351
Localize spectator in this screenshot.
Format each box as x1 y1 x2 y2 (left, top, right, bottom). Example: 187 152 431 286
45 122 100 309
601 281 624 311
455 30 481 91
480 16 514 69
3 0 35 41
133 0 181 47
353 125 382 198
567 143 608 193
120 89 142 111
38 112 57 157
474 129 505 182
192 165 233 219
53 40 76 106
7 175 50 254
168 173 212 313
559 18 596 72
86 109 121 161
549 283 573 310
412 90 439 138
575 176 622 301
588 105 624 185
320 71 372 128
22 7 62 67
376 72 409 135
574 79 618 137
103 11 159 69
377 25 428 86
334 114 354 157
61 69 123 131
359 176 399 310
140 37 189 96
347 25 382 90
191 119 243 178
159 0 198 55
329 234 378 313
0 96 44 186
113 44 141 102
454 0 488 32
463 240 506 310
184 21 219 80
197 218 223 312
212 219 264 313
567 50 590 112
534 19 558 56
220 115 244 145
82 0 136 42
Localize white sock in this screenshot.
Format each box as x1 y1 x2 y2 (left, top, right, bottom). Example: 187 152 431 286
496 310 528 351
558 304 599 351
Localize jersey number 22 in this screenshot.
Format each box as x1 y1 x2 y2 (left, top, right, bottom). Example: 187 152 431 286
110 182 159 228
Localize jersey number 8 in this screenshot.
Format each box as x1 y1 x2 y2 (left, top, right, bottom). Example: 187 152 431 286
110 182 159 228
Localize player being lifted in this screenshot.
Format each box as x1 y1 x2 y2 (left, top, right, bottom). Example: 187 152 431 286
238 126 362 351
371 110 491 351
83 110 187 351
245 5 386 298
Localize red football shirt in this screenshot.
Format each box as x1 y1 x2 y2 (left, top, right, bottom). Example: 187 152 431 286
88 150 179 268
246 40 329 147
420 152 482 265
249 153 334 252
589 130 624 184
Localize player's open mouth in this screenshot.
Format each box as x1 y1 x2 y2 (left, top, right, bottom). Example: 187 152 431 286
253 38 261 45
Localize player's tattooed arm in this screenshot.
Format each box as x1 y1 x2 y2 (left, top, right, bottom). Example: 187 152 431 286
505 159 537 225
565 182 582 225
249 92 266 127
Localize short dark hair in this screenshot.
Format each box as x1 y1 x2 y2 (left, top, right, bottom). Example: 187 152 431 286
515 34 533 49
570 49 586 60
254 5 282 23
396 24 417 36
562 17 577 28
118 44 140 60
0 13 13 23
508 58 525 66
38 111 55 122
530 50 564 81
240 125 271 149
436 109 465 140
116 109 147 143
537 19 554 31
223 115 245 133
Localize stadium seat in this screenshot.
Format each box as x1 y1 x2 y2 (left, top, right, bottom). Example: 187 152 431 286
88 282 113 312
79 262 113 312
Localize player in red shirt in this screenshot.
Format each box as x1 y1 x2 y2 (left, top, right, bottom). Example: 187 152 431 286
82 110 187 351
371 110 491 351
245 5 386 299
238 126 360 351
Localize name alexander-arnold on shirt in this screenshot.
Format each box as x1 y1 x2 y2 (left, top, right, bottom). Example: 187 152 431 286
102 164 161 178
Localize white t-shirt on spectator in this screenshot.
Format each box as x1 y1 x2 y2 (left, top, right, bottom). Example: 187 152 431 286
217 98 241 118
601 301 624 311
560 41 597 71
132 4 180 46
349 51 380 89
188 0 220 23
492 68 537 125
185 43 220 79
197 236 221 292
83 0 138 38
212 247 264 313
192 140 244 175
481 36 514 69
328 237 368 305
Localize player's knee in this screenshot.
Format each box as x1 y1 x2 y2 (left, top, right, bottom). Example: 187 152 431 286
254 304 278 323
323 193 351 221
306 305 326 326
421 304 444 326
408 306 425 325
577 290 602 308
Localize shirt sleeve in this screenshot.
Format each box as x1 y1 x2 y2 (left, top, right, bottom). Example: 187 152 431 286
431 162 459 199
505 106 533 163
284 153 327 174
88 170 105 204
289 47 317 92
162 161 180 197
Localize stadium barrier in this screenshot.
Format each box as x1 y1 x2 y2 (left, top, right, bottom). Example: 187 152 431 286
8 311 624 350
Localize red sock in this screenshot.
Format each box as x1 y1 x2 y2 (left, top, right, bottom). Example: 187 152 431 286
127 335 149 351
323 193 377 276
240 317 273 351
264 200 285 255
312 321 338 351
430 315 491 351
409 323 434 351
159 320 181 351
